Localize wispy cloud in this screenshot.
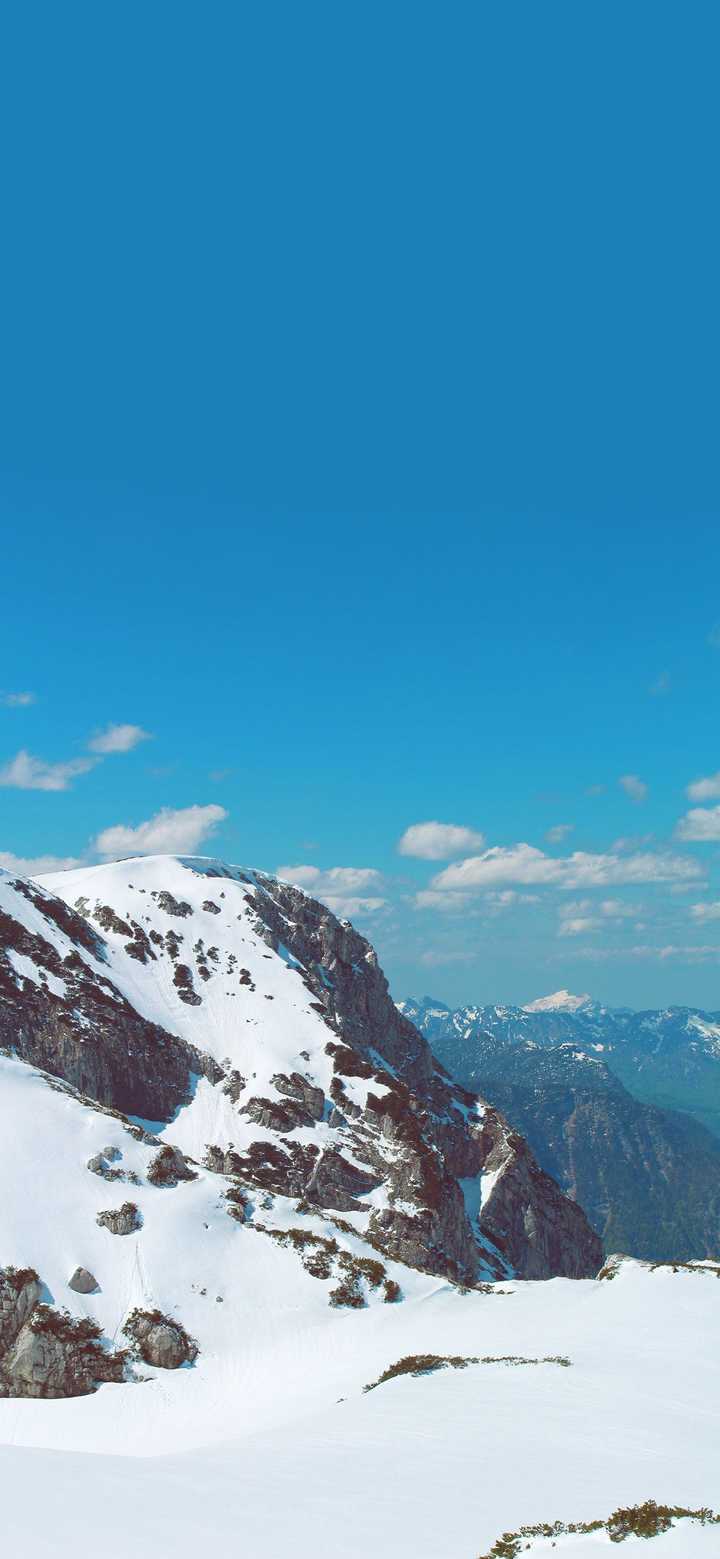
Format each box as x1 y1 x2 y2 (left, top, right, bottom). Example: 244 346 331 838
431 843 702 893
557 897 641 936
276 864 386 917
686 771 720 803
94 803 228 857
412 889 472 913
649 671 670 696
575 943 720 963
619 774 648 803
419 948 477 967
675 805 720 842
0 750 98 791
0 850 84 875
0 691 36 708
689 901 720 922
546 823 573 844
397 821 485 861
88 723 151 755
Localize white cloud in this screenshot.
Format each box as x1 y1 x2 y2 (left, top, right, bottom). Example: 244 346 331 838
619 774 648 802
88 723 152 755
419 948 476 967
577 943 720 963
675 805 720 842
276 865 386 918
686 771 720 802
649 671 670 696
277 865 382 894
556 897 641 937
611 834 654 852
431 842 702 893
397 821 485 860
412 889 472 913
0 692 36 707
0 750 98 791
94 803 228 858
546 824 574 844
321 896 386 917
0 850 84 876
559 916 600 937
690 901 720 922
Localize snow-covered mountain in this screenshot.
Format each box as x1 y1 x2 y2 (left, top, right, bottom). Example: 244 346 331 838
402 994 720 1263
0 858 717 1557
401 992 720 1139
523 989 593 1013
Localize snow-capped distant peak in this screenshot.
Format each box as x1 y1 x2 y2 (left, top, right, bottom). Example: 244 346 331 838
522 989 591 1013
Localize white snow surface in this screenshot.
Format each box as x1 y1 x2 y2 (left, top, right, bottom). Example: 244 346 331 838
0 858 714 1555
523 989 592 1013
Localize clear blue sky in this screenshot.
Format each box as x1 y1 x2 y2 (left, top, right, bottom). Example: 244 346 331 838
1 5 719 1008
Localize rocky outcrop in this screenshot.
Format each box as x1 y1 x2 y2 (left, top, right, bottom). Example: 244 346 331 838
97 1202 142 1235
147 1145 197 1187
0 876 221 1124
0 1267 41 1352
475 1111 603 1279
423 1004 720 1263
0 1270 123 1398
124 1309 197 1368
68 1267 99 1294
4 860 603 1286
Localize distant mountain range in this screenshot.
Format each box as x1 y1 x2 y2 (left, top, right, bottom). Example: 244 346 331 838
398 992 720 1262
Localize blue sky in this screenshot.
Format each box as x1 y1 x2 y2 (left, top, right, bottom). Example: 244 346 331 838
1 6 719 1008
2 507 720 1009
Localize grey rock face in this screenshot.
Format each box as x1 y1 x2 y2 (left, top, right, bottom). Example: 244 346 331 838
0 1268 41 1352
0 1273 123 1399
147 1145 197 1188
241 873 603 1282
0 877 221 1125
474 1111 603 1279
68 1267 99 1294
271 1071 325 1121
97 1202 142 1236
124 1308 197 1369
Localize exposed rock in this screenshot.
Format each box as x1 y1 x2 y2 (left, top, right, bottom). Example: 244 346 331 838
124 1308 197 1368
97 1202 142 1236
0 1294 123 1399
151 891 193 918
68 1267 99 1294
271 1071 325 1121
0 1267 41 1352
202 900 221 914
173 963 202 1006
0 884 222 1124
222 1069 246 1103
475 1111 603 1279
147 1144 197 1188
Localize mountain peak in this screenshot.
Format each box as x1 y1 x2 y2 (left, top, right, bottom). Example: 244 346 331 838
522 989 592 1013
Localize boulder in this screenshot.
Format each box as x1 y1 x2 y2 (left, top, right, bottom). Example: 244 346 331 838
97 1202 142 1236
124 1308 198 1369
147 1144 197 1188
68 1267 99 1294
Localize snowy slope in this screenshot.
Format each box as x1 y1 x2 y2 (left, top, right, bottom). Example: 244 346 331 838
0 1059 717 1559
0 857 717 1556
